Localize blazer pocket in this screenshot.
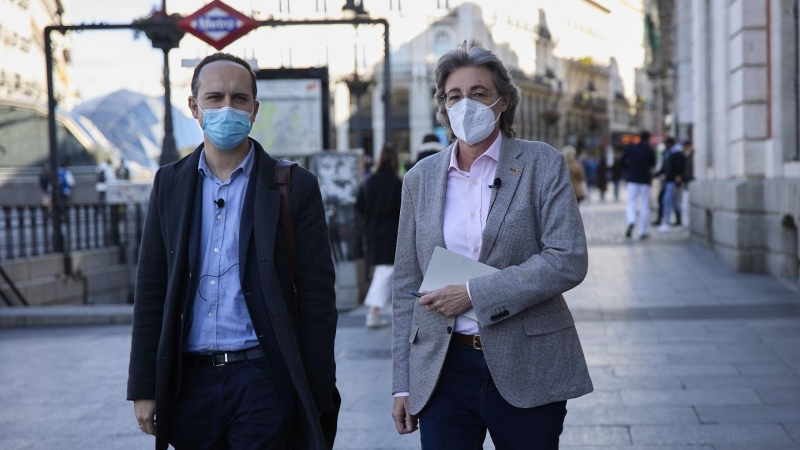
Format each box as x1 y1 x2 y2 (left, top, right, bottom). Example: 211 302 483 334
523 308 575 336
504 204 535 225
409 324 419 343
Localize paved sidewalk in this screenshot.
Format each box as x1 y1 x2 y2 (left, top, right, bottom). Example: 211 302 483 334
1 188 799 449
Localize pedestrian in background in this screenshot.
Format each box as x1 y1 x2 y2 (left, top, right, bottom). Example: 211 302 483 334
579 149 597 201
115 157 130 181
57 159 75 203
608 144 624 202
415 133 444 165
38 164 53 207
595 146 609 201
392 44 592 449
562 145 587 203
95 158 115 203
652 137 675 227
658 138 685 232
356 143 402 328
680 139 694 227
127 53 339 450
621 130 656 240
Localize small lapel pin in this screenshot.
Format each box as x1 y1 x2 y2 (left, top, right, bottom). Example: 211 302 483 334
511 168 520 175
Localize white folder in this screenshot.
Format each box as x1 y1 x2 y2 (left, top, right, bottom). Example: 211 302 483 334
418 246 499 321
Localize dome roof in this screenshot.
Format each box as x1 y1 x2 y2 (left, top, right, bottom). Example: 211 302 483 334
72 89 203 169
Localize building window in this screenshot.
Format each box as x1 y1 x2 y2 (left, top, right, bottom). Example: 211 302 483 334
391 87 409 119
390 87 410 154
434 30 451 58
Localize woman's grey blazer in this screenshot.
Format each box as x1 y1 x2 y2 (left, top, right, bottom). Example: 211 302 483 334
392 137 594 415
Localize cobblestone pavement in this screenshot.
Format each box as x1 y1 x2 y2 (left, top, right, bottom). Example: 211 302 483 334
1 187 799 449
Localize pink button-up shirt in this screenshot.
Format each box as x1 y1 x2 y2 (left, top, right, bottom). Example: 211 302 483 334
443 133 501 335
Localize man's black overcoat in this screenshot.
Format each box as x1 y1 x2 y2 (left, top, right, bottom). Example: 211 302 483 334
127 139 337 450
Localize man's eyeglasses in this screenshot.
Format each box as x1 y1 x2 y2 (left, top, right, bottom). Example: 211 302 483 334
441 89 498 108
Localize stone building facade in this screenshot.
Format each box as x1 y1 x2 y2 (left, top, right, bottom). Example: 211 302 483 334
675 0 800 280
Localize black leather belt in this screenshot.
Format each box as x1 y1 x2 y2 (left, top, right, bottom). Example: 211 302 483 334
183 347 265 367
452 333 482 350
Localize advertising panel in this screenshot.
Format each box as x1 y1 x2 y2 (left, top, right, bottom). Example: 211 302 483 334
251 78 324 156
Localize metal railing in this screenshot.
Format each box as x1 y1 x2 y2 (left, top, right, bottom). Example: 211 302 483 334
0 202 146 262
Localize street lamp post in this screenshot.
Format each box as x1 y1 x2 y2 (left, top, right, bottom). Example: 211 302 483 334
160 47 179 165
44 31 66 263
134 2 185 166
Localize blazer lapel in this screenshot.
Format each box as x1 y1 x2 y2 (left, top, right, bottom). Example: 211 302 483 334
252 146 281 285
480 138 526 262
238 147 260 282
164 147 202 274
428 144 452 252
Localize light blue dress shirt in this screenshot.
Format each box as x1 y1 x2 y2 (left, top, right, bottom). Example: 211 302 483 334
184 145 259 353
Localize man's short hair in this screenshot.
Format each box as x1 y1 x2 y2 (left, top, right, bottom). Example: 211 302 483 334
191 53 257 99
682 139 692 146
639 130 651 143
664 136 676 147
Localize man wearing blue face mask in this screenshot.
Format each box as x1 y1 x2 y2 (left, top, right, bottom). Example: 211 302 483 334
391 44 592 449
127 53 339 450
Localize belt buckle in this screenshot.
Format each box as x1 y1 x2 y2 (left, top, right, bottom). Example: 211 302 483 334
472 335 482 350
213 353 228 367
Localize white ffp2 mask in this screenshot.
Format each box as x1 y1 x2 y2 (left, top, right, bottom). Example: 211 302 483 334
446 97 502 145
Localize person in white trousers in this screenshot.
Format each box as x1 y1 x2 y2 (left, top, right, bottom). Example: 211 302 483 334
620 131 657 240
356 144 403 328
363 265 395 327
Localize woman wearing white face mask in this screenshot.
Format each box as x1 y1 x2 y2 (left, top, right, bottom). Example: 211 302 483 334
391 44 592 449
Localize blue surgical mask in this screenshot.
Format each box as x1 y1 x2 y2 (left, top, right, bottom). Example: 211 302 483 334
197 105 253 150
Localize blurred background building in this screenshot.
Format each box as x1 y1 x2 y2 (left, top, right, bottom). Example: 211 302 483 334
0 0 73 105
2 0 655 170
341 0 648 162
1 0 797 300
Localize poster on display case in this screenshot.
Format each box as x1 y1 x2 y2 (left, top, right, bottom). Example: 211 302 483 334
309 150 363 204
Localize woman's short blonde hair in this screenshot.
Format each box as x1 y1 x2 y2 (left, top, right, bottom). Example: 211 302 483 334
561 145 577 160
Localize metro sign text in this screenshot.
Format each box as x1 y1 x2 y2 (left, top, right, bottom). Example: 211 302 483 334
196 17 238 33
177 0 258 51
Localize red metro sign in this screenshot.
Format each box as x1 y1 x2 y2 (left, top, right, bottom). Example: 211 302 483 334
177 0 258 50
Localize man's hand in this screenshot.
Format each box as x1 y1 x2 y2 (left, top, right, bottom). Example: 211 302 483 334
418 284 472 317
134 399 156 435
392 396 418 434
